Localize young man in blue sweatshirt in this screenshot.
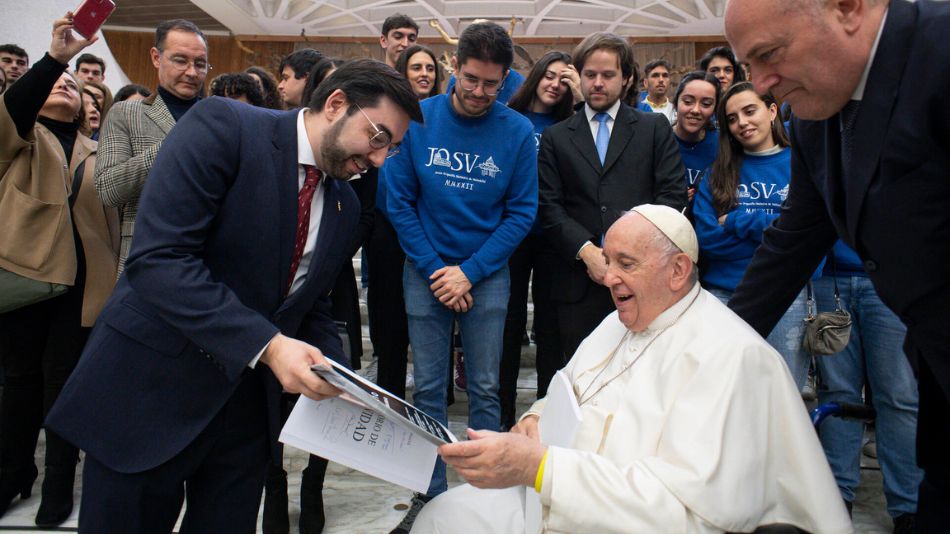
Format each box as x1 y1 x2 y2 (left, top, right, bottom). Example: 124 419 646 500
384 21 537 531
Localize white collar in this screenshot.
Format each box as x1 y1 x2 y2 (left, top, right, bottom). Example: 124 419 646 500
296 109 317 168
851 8 888 101
585 98 621 123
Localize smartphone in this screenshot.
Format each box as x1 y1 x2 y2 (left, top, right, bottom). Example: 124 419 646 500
72 0 116 40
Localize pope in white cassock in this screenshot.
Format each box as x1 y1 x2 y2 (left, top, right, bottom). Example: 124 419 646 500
410 205 852 534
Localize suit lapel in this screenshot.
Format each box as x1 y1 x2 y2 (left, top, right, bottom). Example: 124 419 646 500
602 105 637 174
568 111 603 174
145 94 177 136
844 0 916 238
272 111 300 304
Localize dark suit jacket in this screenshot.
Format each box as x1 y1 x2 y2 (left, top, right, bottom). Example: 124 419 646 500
47 97 359 473
729 0 950 395
538 103 686 302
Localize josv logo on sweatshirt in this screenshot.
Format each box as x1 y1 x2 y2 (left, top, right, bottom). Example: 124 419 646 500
424 147 503 191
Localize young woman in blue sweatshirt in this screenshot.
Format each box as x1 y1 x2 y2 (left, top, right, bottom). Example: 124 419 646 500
671 71 720 207
498 51 578 430
694 82 812 389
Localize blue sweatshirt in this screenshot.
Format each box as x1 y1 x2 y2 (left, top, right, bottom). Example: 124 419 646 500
385 93 538 285
523 111 557 235
676 130 719 193
694 147 796 291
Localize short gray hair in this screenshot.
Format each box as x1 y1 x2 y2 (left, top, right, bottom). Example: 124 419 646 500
647 223 699 286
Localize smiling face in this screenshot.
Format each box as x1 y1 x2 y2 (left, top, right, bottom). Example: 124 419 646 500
602 214 682 332
533 60 569 112
725 0 873 120
380 27 418 67
724 88 778 153
451 57 506 118
312 92 410 179
580 49 627 112
674 79 717 140
406 51 436 99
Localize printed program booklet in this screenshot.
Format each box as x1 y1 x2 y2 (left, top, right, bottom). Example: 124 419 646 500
279 359 457 493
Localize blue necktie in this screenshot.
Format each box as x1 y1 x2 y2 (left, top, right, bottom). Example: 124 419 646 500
594 112 610 165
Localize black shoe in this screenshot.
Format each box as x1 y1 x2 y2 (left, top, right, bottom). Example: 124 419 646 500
34 465 75 527
262 465 289 534
892 513 916 534
299 457 327 534
0 464 38 518
389 493 431 534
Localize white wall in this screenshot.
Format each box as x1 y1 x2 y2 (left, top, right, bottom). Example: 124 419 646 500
1 0 131 93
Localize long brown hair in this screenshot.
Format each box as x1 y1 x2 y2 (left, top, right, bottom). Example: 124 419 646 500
507 50 574 122
708 82 789 215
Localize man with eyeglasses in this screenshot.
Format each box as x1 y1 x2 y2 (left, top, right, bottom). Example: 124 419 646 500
94 19 210 272
384 21 537 533
47 59 423 533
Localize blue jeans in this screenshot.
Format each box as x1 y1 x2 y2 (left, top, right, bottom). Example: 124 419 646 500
710 286 810 389
813 275 921 516
404 262 509 497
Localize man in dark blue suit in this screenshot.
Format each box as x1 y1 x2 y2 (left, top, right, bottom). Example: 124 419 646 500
46 59 422 533
724 0 950 531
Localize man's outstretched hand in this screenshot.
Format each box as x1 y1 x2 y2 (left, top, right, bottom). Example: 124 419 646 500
438 428 547 489
259 333 341 401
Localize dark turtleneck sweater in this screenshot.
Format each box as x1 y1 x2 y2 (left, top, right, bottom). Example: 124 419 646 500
4 53 79 160
157 85 200 122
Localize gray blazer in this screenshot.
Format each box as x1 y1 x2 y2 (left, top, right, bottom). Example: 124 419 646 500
94 92 176 272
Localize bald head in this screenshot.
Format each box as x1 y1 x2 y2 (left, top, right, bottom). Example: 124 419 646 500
724 0 887 119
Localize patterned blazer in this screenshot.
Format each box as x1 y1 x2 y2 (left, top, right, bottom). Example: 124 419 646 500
94 91 176 273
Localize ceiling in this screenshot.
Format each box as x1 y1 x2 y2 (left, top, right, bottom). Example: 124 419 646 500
108 0 727 37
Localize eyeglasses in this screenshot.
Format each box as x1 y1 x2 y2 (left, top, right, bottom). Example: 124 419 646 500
355 104 400 159
162 53 211 74
458 73 505 96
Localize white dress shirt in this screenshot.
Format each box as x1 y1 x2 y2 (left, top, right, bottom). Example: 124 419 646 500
249 109 326 367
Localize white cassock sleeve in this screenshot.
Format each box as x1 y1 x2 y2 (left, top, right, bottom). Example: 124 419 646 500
540 341 850 534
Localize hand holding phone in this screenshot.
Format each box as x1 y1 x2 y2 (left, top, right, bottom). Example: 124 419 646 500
73 0 116 40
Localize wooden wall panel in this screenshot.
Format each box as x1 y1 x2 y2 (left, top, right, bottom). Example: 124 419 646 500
101 29 727 95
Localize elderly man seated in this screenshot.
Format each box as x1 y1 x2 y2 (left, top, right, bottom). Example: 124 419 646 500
411 205 852 533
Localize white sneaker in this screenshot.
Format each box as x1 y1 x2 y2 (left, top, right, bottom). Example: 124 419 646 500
359 358 378 383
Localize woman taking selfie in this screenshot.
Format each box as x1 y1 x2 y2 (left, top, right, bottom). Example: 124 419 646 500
0 15 118 527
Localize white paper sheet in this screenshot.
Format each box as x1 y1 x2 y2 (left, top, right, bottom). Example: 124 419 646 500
525 370 583 534
279 396 439 493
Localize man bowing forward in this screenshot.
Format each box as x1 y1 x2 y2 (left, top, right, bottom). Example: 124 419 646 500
47 59 422 533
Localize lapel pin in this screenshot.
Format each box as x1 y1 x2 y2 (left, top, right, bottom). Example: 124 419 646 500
337 201 342 212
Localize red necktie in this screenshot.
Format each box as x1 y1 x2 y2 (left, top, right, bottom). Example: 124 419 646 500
286 165 322 295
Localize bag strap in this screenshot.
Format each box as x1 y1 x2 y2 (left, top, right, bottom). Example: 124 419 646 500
829 251 844 312
805 280 816 320
67 160 85 209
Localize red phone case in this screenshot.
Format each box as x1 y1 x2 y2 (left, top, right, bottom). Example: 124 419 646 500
73 0 116 39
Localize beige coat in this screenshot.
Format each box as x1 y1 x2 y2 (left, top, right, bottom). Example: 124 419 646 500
0 98 120 325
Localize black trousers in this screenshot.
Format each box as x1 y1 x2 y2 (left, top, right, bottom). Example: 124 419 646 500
366 212 410 399
0 286 87 476
499 234 563 429
908 314 950 533
78 371 270 534
554 280 615 363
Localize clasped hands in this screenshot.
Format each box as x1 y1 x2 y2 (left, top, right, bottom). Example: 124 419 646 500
438 415 547 489
429 265 474 312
